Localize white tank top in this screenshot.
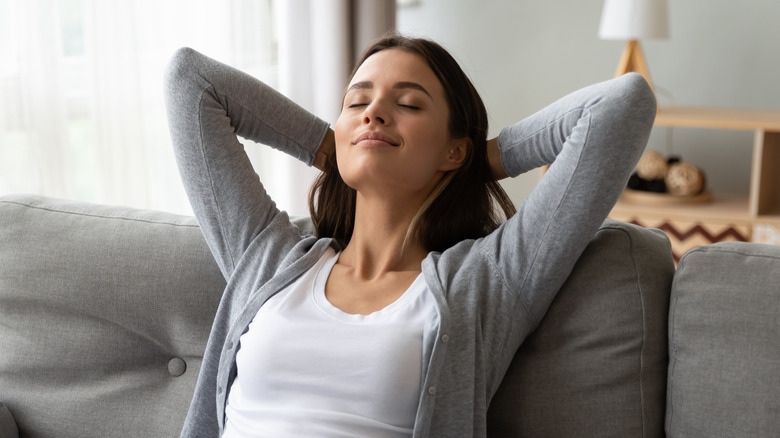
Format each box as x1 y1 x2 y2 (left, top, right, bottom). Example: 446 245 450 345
223 248 437 438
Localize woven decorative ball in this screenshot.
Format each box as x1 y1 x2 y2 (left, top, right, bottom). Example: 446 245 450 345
636 150 668 180
665 162 705 196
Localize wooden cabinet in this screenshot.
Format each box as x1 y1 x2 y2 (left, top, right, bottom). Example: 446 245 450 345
609 106 780 262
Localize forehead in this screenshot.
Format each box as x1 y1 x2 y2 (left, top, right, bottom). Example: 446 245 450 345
349 49 443 94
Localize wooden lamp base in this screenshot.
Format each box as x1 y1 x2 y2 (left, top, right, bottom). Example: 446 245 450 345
616 39 654 91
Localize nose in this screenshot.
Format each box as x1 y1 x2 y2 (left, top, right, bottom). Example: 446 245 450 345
364 114 385 125
363 101 388 125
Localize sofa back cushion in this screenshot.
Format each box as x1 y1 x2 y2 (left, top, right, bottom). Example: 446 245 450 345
0 402 18 438
666 242 780 437
487 220 675 437
0 195 224 438
1 196 676 437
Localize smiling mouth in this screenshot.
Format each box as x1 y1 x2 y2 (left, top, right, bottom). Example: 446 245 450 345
354 131 400 147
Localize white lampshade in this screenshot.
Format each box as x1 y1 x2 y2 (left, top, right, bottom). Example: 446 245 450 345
599 0 669 40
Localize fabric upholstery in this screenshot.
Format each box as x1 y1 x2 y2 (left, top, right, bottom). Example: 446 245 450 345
8 194 777 437
666 242 780 437
0 402 19 438
0 195 224 438
487 220 674 437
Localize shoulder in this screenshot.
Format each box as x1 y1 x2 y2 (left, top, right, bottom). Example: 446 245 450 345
422 239 515 306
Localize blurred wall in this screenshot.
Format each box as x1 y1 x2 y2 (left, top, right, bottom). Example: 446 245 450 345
397 0 780 203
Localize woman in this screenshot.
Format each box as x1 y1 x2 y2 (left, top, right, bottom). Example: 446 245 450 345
164 34 655 438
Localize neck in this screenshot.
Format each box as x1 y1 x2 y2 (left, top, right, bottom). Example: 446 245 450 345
339 191 427 279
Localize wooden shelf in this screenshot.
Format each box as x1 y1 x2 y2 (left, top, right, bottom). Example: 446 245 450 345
610 106 780 256
655 106 780 131
613 194 750 224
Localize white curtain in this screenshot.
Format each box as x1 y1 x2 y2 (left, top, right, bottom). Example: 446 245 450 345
0 0 393 216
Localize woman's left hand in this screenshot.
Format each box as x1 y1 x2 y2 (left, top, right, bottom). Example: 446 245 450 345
487 137 508 180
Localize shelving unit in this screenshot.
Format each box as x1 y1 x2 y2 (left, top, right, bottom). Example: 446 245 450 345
609 106 780 261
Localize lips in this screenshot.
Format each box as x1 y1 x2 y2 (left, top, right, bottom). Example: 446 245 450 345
354 131 400 147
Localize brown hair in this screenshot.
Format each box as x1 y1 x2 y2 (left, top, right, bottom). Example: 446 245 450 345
308 33 516 252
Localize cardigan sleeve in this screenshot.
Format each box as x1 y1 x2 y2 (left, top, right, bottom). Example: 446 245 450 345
481 73 656 327
164 48 330 279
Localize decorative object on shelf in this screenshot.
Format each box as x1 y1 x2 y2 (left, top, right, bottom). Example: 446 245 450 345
666 161 706 196
626 150 709 204
598 0 669 91
636 149 668 180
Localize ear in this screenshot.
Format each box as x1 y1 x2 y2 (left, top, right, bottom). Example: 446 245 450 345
440 137 470 172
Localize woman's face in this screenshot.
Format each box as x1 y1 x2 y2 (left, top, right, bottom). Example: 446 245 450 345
334 49 465 200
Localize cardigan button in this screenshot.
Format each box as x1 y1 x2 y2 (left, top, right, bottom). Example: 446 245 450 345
427 386 437 396
441 334 449 343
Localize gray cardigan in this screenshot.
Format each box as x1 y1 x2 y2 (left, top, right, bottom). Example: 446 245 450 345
164 47 656 437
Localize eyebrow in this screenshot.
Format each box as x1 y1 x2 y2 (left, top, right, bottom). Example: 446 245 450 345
347 81 432 98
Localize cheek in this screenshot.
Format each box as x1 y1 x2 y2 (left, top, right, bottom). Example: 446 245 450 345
333 116 352 156
332 116 359 187
414 119 451 159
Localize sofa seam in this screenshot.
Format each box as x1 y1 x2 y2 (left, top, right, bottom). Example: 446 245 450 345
681 244 780 263
666 269 681 434
624 226 650 438
0 199 199 229
585 223 654 436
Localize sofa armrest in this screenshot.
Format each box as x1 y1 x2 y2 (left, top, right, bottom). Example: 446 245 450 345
667 242 780 437
0 195 224 437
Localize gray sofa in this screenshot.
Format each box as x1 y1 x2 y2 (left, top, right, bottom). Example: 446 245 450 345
1 194 778 437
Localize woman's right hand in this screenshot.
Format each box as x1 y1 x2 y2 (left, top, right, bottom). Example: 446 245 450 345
314 129 336 171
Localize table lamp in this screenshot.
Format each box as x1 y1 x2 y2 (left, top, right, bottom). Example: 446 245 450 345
599 0 669 90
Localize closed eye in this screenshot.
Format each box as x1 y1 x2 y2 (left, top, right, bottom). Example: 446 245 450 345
399 104 420 110
348 103 368 109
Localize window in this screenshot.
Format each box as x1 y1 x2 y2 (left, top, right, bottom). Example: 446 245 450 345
0 0 278 214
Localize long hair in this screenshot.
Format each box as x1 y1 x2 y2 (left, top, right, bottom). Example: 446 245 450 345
308 34 516 252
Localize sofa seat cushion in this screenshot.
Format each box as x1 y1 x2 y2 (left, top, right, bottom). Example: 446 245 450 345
487 220 675 437
667 242 780 437
0 195 224 437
